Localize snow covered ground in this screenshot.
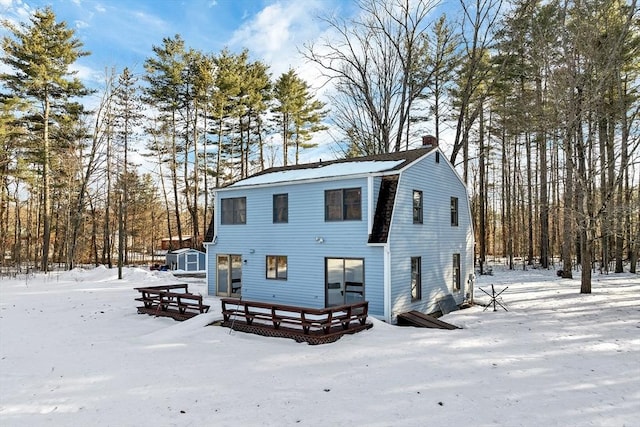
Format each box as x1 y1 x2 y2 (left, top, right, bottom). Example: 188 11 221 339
1 265 638 426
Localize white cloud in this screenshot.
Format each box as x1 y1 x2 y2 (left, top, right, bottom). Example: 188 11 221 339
225 0 359 161
0 0 34 26
75 19 89 29
69 62 104 85
229 0 329 79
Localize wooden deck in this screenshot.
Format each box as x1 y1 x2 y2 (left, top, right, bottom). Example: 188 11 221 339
220 298 372 344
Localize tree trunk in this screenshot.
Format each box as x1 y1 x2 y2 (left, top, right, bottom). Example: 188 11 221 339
561 128 573 279
575 87 591 294
171 112 182 248
526 132 534 265
41 98 51 272
89 198 99 266
580 226 592 293
103 128 113 267
630 184 639 273
192 104 200 243
537 76 549 268
478 106 487 274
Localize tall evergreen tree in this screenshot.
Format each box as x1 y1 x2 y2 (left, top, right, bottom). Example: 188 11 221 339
113 67 143 276
143 35 187 248
273 69 327 165
239 60 271 175
1 7 91 271
211 49 244 186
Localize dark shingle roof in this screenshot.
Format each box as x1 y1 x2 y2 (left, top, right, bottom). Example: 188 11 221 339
239 146 436 184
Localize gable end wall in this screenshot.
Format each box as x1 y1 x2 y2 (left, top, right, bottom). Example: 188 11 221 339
388 151 475 320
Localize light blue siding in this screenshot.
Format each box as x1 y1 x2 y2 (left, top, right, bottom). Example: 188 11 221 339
387 151 474 321
206 148 474 323
207 177 386 315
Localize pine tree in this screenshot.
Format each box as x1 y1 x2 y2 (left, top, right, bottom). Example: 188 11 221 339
113 67 143 276
1 7 91 271
143 35 187 248
239 60 271 174
211 49 244 186
273 69 327 166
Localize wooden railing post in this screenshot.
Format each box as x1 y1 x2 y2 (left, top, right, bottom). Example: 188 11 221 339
271 306 280 329
243 302 253 325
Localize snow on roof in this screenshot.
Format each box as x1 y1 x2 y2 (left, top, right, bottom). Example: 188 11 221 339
230 160 404 187
168 248 202 254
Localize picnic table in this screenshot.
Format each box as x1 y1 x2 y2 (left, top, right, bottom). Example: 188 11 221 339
134 284 210 321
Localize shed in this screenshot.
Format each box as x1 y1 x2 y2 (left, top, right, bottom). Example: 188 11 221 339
165 248 206 272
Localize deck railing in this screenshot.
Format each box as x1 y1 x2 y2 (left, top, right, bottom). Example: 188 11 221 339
220 298 368 335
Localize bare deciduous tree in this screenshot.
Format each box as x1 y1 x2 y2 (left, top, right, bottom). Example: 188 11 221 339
305 0 440 155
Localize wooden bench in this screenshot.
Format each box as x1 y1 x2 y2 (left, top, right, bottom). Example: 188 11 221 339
220 298 368 335
134 284 210 321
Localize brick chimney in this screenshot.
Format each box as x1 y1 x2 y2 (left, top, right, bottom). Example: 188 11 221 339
422 135 437 147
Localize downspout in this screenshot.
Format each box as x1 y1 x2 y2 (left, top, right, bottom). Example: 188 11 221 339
367 176 374 235
384 243 392 323
204 191 219 296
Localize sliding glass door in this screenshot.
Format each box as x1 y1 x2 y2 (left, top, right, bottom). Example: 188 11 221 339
216 254 242 296
325 258 364 307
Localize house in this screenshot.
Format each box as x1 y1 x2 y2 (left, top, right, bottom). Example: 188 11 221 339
160 235 194 251
204 140 474 324
165 248 206 272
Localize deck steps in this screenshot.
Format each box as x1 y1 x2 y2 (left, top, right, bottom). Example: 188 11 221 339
396 310 460 330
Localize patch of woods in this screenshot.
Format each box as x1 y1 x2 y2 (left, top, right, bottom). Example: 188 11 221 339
1 0 638 294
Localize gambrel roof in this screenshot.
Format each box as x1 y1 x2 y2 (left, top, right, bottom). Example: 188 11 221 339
208 145 441 245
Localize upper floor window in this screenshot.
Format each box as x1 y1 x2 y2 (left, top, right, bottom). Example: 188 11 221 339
221 197 246 224
325 188 361 221
413 190 423 224
450 197 459 226
273 194 288 223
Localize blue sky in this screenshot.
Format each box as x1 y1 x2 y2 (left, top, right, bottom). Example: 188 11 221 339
2 0 454 164
1 0 358 87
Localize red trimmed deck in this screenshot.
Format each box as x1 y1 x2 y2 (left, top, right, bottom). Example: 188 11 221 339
220 298 373 344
